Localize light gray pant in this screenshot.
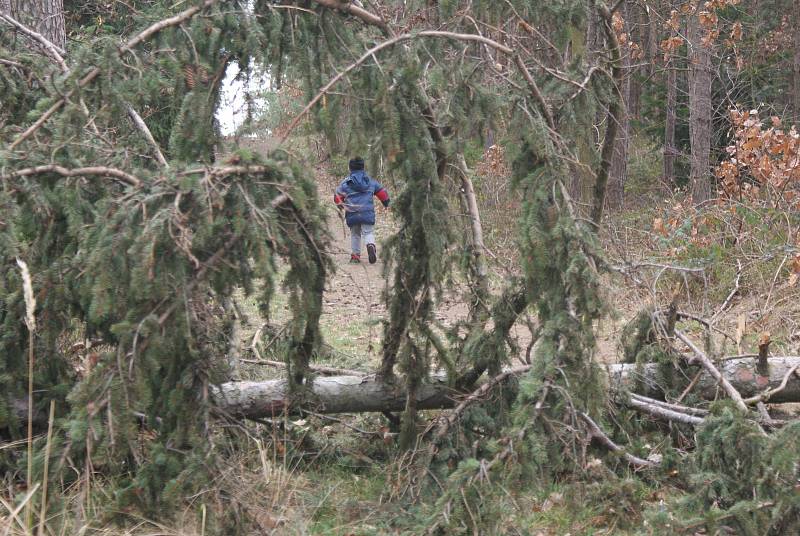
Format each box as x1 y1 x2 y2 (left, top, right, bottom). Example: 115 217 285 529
350 223 375 255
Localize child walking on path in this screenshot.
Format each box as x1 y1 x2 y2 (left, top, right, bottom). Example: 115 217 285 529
334 157 390 264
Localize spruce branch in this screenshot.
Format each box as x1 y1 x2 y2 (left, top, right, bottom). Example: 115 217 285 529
579 412 657 468
1 165 142 187
9 0 220 150
279 30 517 145
310 0 390 35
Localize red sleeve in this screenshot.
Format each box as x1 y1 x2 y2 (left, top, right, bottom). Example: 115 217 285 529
375 188 389 203
334 193 344 205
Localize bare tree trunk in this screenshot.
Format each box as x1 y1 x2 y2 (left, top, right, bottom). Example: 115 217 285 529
687 12 713 203
793 8 800 122
608 4 632 209
664 58 677 185
591 4 624 226
627 1 644 120
7 0 65 51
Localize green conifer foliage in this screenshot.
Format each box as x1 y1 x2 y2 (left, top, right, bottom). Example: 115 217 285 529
1 2 330 518
1 155 328 510
378 64 453 448
650 406 800 535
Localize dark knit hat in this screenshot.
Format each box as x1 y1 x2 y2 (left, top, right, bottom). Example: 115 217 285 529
349 157 365 171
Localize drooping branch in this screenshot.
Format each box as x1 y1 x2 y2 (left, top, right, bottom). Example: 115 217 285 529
279 30 514 144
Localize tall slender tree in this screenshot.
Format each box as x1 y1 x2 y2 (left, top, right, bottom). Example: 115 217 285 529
687 8 713 202
793 7 800 121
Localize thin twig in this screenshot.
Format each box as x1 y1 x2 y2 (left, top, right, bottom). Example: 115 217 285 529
579 412 657 468
674 329 749 412
125 103 169 168
675 370 703 402
711 258 742 322
743 363 800 405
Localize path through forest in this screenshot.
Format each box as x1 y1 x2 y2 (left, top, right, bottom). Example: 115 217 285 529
236 155 630 378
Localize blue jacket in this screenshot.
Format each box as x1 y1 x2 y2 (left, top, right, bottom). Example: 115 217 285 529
334 171 389 226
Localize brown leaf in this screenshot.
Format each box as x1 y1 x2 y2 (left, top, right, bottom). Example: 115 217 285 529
653 217 667 236
758 332 771 348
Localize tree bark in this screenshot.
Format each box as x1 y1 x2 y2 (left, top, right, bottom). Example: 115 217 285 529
6 0 65 52
210 357 800 419
687 12 713 203
591 4 624 226
213 374 456 417
9 357 800 425
664 57 678 186
793 7 800 122
608 5 631 209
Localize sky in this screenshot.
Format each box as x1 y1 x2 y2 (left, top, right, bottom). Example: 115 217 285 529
216 61 269 136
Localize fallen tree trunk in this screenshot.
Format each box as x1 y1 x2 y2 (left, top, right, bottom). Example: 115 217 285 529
213 357 800 419
605 356 800 404
213 374 456 418
7 357 799 425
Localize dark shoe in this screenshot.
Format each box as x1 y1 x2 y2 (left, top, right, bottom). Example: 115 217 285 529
349 254 361 264
367 243 377 264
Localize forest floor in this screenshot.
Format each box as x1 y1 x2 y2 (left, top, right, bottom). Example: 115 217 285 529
5 154 797 535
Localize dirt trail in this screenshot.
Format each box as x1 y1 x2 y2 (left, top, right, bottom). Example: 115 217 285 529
242 164 629 375
316 182 545 373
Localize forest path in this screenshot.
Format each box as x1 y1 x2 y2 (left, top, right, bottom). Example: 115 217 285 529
311 166 471 371
237 157 626 379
